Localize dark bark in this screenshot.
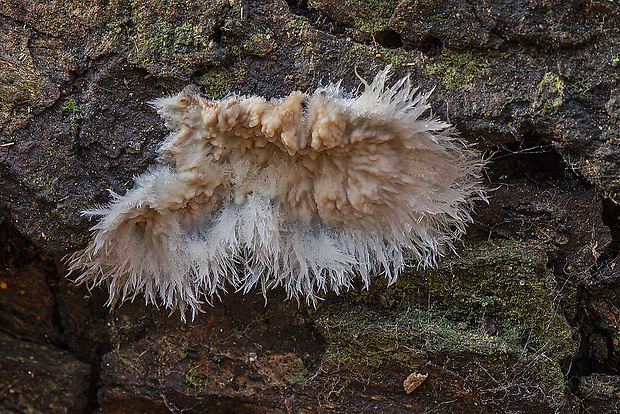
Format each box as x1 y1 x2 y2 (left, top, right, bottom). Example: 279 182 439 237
1 0 620 412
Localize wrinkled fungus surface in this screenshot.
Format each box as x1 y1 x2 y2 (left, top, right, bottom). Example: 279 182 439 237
68 67 485 319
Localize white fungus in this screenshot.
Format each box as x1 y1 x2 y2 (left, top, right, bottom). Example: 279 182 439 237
67 66 486 320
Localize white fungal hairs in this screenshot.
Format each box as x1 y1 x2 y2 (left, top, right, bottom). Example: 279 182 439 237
68 66 485 320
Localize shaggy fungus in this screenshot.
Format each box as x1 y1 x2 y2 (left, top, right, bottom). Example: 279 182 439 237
68 67 485 320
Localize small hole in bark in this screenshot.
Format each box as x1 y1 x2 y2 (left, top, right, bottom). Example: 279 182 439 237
375 30 403 49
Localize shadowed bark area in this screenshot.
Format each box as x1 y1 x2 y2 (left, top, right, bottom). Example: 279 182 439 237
1 0 620 412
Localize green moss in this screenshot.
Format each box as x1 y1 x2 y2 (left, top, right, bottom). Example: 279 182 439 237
394 240 572 354
314 239 576 404
286 13 312 32
221 1 246 34
426 50 487 88
28 173 61 201
283 357 309 384
98 19 126 52
535 72 565 109
350 43 408 67
254 353 310 386
316 305 569 404
307 0 398 35
293 36 408 78
242 33 275 57
580 374 620 399
61 98 78 114
286 7 409 76
347 0 400 34
194 67 245 99
53 200 90 228
317 307 514 364
119 0 220 77
186 361 207 389
132 19 196 57
110 347 148 377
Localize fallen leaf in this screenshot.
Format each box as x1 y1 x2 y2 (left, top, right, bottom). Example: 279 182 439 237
404 372 428 394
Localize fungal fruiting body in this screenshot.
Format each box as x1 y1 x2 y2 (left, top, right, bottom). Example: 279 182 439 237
68 67 485 320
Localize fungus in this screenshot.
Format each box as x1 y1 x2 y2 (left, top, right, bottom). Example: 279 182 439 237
67 67 486 320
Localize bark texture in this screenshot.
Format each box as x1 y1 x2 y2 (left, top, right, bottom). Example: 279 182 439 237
1 0 620 412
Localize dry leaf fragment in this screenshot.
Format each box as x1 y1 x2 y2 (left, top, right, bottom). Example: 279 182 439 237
404 372 428 394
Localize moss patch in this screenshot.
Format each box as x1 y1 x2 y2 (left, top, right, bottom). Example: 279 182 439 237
579 374 620 399
186 361 207 389
579 374 620 412
390 240 574 355
103 0 226 79
533 71 565 110
194 67 246 99
242 33 276 57
313 239 576 408
348 0 400 34
61 97 78 113
426 50 487 88
309 0 399 35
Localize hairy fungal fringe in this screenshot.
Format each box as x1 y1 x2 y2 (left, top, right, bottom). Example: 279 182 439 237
67 67 486 320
